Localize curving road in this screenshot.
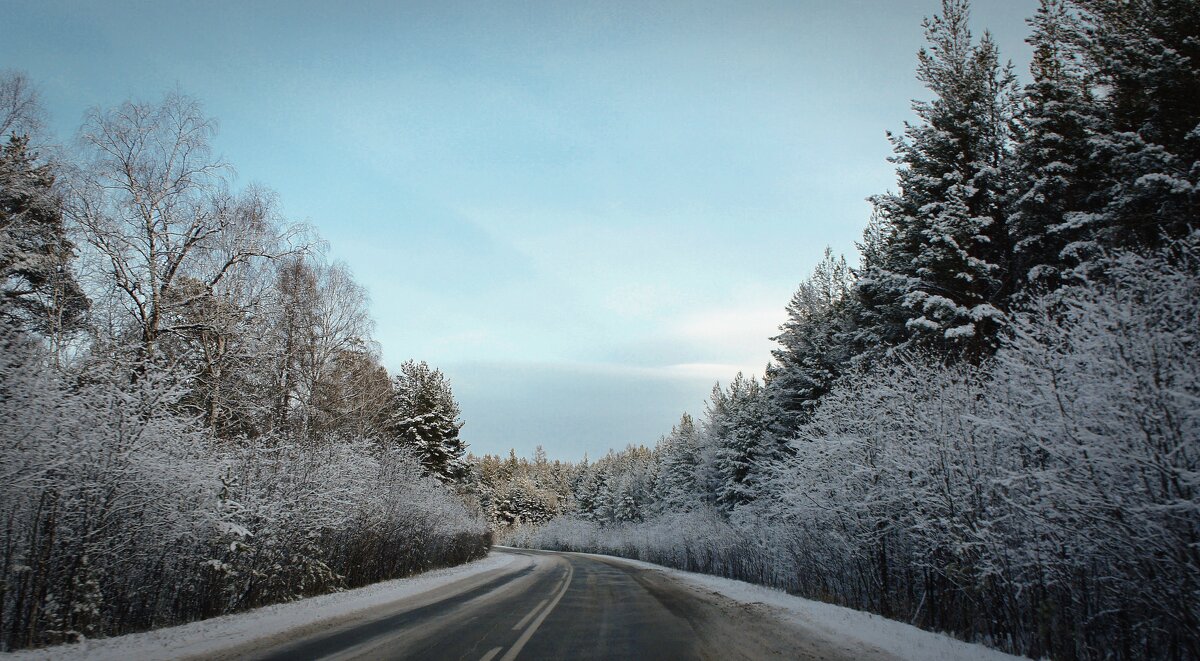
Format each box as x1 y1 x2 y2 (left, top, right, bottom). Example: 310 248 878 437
219 548 889 661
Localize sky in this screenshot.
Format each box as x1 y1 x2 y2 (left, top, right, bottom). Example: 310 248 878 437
1 0 1037 460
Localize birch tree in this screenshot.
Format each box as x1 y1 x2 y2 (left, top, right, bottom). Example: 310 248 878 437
68 92 302 365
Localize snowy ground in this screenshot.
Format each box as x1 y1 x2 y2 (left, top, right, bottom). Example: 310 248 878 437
558 549 1028 661
3 554 518 661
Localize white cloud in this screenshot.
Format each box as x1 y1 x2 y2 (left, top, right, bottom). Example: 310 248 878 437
657 362 764 381
674 305 783 343
664 304 784 372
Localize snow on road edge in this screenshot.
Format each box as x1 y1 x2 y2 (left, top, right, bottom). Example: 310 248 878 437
547 548 1028 661
4 553 518 661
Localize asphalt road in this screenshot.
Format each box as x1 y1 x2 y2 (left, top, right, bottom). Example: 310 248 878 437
231 548 888 661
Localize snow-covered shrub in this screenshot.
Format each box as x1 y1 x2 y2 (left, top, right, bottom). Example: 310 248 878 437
983 237 1200 659
0 329 223 648
207 437 489 609
0 330 490 651
509 507 756 578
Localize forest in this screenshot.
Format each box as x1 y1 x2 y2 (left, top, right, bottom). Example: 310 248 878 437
2 0 1197 658
483 1 1200 660
0 75 489 651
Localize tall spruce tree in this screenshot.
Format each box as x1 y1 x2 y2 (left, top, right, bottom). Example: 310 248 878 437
767 247 856 428
0 135 88 343
387 360 469 483
860 0 1020 359
654 413 701 512
1009 0 1102 289
711 373 775 513
853 213 909 355
1074 0 1200 249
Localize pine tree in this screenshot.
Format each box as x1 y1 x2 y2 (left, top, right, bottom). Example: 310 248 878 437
1073 0 1200 249
655 413 701 512
386 360 468 483
860 0 1020 359
0 135 88 342
1009 0 1102 289
711 374 775 513
853 213 910 356
767 247 856 427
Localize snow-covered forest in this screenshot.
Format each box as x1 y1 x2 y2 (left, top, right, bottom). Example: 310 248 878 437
3 0 1197 658
497 1 1200 659
0 75 488 650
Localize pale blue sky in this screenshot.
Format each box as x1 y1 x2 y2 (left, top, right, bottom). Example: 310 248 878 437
2 0 1036 459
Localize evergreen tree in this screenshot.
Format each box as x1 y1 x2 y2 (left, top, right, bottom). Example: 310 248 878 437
1073 0 1200 249
711 374 775 513
387 360 468 483
579 465 615 523
852 213 910 356
767 247 856 428
0 135 88 342
654 413 701 512
1009 0 1102 289
860 0 1020 359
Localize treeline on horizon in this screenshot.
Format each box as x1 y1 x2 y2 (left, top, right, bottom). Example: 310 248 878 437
0 72 488 649
493 1 1200 660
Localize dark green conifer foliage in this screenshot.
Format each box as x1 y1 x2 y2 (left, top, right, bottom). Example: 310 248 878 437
711 373 773 513
0 135 88 338
860 0 1020 359
654 413 700 511
1074 0 1200 248
1009 0 1102 288
387 359 469 483
767 247 856 428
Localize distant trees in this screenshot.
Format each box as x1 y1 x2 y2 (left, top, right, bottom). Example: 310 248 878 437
571 445 658 524
475 447 572 527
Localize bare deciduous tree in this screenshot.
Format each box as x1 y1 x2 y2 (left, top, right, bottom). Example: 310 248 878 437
67 92 303 364
268 256 378 442
0 70 44 141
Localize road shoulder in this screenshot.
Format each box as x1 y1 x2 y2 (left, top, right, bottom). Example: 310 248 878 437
4 552 523 661
551 549 1027 661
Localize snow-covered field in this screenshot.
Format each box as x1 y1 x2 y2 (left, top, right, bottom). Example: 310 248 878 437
563 549 1027 661
3 554 519 661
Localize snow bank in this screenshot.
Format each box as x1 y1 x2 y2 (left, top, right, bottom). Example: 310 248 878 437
4 553 518 661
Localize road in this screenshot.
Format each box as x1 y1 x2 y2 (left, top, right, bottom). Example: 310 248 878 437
220 548 892 661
